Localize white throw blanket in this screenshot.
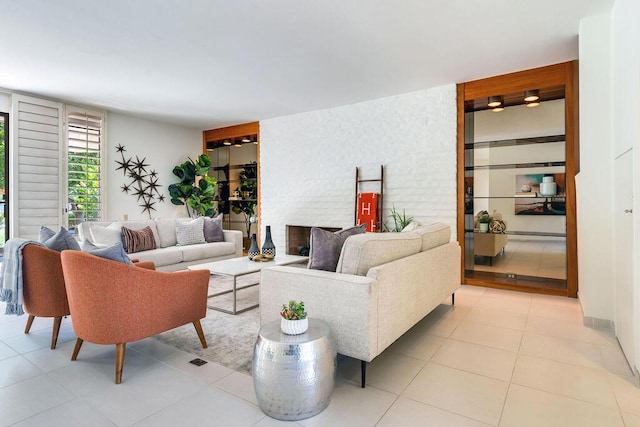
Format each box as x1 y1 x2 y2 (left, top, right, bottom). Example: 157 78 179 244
0 238 41 315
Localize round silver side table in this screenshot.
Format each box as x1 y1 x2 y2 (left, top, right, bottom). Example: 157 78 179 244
253 318 336 421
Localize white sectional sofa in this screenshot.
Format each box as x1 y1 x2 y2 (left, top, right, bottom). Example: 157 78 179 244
78 218 243 272
260 223 460 387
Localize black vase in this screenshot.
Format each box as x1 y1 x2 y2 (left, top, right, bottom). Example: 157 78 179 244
261 225 276 257
248 233 260 260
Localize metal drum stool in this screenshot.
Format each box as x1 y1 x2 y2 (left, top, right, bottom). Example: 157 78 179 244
253 318 336 421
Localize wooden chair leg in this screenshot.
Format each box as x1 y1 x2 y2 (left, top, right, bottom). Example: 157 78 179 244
193 320 208 348
51 317 63 349
71 338 84 361
115 343 126 384
24 315 35 334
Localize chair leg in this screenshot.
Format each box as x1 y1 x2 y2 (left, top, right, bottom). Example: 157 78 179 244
115 343 126 384
71 338 84 361
452 293 455 306
361 360 367 388
24 315 35 334
193 320 207 349
51 317 63 349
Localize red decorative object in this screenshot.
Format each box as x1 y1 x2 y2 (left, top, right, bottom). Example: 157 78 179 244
357 193 379 232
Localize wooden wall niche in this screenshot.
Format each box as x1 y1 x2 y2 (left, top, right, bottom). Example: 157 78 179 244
457 62 579 297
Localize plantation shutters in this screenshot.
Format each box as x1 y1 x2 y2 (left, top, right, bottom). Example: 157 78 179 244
10 95 63 239
66 108 105 233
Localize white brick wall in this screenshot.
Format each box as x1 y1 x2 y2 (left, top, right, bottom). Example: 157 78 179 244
259 84 457 252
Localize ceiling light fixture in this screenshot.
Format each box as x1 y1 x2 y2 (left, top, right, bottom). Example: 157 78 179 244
253 138 258 145
524 89 540 102
234 140 243 147
242 135 251 143
487 96 503 108
491 106 504 113
526 100 540 108
223 139 231 146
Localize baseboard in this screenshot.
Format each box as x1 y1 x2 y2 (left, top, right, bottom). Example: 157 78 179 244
583 316 615 334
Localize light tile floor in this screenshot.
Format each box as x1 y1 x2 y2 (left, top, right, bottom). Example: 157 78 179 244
474 239 567 280
1 285 639 426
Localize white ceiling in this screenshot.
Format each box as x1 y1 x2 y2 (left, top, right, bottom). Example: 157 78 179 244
2 0 613 130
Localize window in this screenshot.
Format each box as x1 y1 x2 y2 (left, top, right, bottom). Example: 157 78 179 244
66 109 105 233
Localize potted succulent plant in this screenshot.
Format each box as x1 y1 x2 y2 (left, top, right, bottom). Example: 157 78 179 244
280 300 308 335
477 212 492 233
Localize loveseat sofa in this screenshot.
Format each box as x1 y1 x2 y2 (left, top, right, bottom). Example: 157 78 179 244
78 218 243 272
260 223 460 386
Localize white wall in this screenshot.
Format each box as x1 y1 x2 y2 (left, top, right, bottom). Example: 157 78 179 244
106 112 202 221
577 13 615 322
259 84 457 252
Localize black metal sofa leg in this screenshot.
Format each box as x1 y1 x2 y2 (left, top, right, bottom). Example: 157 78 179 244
452 292 455 305
361 360 366 388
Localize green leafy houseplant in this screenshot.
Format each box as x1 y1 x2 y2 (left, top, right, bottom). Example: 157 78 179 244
280 300 307 320
231 162 258 239
383 205 414 232
478 213 492 224
168 154 217 217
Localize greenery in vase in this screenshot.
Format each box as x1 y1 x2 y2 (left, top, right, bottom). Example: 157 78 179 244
280 300 307 320
383 205 414 232
168 154 217 217
231 162 258 239
478 213 493 224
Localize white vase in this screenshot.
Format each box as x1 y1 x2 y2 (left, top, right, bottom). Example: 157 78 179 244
281 318 309 335
479 223 489 233
540 176 557 196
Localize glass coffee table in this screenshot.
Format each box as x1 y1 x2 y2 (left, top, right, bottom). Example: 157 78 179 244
188 255 308 315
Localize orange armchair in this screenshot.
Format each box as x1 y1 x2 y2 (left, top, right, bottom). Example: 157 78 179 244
22 244 70 349
60 250 210 384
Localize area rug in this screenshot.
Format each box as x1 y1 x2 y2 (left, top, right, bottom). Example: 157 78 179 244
153 272 262 375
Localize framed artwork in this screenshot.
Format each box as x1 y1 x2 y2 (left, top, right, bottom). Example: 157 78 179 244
514 173 566 215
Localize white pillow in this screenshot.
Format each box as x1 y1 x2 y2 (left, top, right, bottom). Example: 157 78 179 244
90 221 123 245
176 217 205 246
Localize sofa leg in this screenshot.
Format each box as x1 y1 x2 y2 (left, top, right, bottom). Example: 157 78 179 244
452 293 455 306
361 360 366 388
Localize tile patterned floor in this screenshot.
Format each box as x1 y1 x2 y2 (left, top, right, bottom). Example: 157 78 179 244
1 285 639 426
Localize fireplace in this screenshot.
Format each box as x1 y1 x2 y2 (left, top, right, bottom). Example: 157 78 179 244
286 225 341 255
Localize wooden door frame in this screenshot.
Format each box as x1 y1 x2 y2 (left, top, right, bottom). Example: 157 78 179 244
456 61 579 297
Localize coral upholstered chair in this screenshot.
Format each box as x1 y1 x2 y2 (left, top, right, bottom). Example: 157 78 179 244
60 250 210 384
22 244 70 349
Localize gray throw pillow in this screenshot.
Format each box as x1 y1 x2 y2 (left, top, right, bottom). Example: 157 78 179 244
203 213 225 243
38 226 81 252
176 217 206 246
308 224 367 272
81 240 133 265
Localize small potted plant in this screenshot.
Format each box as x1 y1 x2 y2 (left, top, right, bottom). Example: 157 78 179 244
280 300 308 335
477 212 492 233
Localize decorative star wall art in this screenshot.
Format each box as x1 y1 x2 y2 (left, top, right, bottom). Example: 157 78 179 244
115 144 165 217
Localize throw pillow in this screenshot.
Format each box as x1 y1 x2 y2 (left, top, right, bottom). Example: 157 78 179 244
90 221 123 246
176 217 205 246
203 213 225 243
308 224 367 272
121 226 157 253
38 226 81 252
82 241 133 265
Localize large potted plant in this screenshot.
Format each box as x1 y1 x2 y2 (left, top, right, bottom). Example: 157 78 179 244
168 154 217 217
231 162 258 240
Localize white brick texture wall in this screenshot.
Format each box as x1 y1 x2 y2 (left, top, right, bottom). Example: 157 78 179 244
259 84 457 252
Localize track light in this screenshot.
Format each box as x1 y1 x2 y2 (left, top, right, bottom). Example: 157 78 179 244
223 139 231 146
524 90 540 102
242 135 251 143
526 100 540 108
488 96 503 108
491 106 504 112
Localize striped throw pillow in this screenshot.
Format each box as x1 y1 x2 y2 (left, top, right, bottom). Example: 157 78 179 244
121 226 156 253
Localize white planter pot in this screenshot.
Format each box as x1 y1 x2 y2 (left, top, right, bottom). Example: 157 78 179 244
281 318 309 335
479 223 489 233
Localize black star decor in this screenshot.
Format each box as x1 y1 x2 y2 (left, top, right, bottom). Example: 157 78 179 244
116 145 164 218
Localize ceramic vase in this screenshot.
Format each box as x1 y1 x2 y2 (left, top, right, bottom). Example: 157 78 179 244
281 317 309 335
248 233 260 260
479 222 489 233
262 225 276 257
